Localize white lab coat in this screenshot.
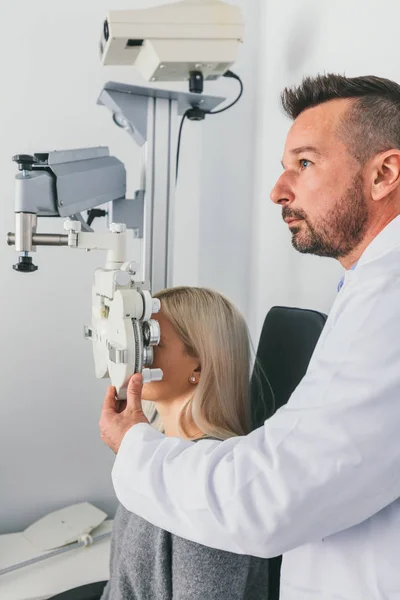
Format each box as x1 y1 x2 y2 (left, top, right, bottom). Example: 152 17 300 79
112 215 400 599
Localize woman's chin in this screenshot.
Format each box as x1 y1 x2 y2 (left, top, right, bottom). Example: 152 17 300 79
142 396 160 403
142 383 160 402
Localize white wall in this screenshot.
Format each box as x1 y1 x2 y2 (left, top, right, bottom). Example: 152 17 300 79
0 0 260 533
172 0 262 320
248 0 400 341
193 0 262 318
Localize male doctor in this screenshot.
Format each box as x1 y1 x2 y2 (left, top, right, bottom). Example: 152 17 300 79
99 74 400 599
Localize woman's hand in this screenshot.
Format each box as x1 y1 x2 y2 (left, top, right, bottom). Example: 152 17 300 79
99 373 149 453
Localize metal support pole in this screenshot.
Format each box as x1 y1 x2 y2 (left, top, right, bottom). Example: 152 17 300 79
144 96 178 292
97 82 224 293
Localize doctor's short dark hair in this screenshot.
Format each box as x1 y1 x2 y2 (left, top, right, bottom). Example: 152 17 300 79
281 73 400 164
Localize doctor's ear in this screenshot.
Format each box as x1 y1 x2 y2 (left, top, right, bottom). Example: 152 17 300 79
370 150 400 202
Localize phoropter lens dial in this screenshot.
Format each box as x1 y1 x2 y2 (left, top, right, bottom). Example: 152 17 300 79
143 319 161 347
143 346 154 367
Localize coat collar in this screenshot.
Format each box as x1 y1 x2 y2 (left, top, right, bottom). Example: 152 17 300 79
358 214 400 268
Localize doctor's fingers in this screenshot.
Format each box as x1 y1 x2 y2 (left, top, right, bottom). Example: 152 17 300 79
101 386 118 415
126 374 148 419
127 374 143 406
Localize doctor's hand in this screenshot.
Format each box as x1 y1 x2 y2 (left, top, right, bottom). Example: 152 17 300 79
99 373 149 454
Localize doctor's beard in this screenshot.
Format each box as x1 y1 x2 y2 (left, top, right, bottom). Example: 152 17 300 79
282 171 369 259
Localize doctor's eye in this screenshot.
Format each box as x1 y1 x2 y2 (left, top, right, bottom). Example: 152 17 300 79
299 159 312 169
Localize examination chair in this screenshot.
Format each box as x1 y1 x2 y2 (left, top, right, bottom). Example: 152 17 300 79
250 305 328 600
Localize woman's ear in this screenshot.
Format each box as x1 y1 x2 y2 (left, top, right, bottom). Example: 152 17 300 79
189 367 201 385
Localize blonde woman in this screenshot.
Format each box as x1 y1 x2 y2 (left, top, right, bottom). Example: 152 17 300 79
101 287 269 600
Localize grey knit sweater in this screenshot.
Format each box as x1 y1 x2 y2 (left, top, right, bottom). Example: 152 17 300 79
101 503 269 600
101 440 269 599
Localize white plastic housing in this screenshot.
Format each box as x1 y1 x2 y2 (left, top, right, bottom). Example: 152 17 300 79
100 0 244 82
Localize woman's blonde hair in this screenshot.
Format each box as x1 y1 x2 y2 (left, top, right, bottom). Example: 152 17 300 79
144 286 252 441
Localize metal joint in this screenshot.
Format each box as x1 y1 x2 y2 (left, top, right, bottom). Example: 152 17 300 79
107 343 128 364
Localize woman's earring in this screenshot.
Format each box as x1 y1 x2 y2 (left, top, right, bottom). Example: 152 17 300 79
189 376 196 384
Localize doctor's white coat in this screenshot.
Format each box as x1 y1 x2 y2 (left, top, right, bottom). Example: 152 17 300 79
112 215 400 599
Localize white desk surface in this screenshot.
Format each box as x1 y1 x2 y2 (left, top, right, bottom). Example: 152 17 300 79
0 520 112 600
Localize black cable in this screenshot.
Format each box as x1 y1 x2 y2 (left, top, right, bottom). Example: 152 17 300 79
175 71 244 182
176 109 191 182
207 71 244 115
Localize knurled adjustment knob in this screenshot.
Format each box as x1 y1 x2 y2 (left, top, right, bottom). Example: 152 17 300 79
12 154 38 172
110 223 127 234
13 256 38 273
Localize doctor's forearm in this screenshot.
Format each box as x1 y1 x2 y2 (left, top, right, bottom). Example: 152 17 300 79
112 423 284 557
112 381 400 559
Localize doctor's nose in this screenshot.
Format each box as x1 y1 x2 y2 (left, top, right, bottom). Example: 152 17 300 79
270 176 295 206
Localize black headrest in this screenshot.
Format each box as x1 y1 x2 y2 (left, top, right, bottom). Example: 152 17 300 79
251 306 327 427
48 581 107 600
